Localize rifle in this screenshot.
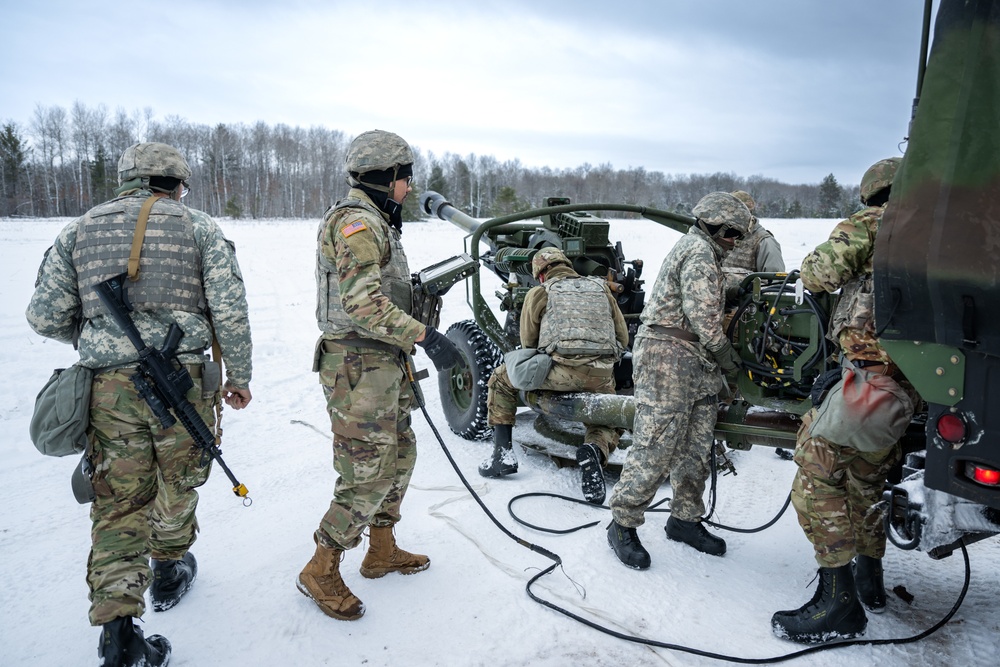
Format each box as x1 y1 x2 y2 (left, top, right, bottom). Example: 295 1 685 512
94 273 250 503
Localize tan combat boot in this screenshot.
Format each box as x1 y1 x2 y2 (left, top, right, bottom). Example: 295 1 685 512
359 525 430 579
296 535 365 620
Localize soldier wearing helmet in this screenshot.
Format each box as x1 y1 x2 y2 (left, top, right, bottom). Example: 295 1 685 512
299 130 462 622
26 142 254 665
606 192 749 570
478 246 629 505
772 156 918 644
722 190 785 297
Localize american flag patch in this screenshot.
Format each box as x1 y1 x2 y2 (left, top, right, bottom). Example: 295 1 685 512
342 220 368 238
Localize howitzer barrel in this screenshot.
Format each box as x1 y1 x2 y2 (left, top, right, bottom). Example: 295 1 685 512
420 191 482 234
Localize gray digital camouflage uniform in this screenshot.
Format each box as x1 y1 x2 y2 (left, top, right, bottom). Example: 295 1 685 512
26 189 253 626
609 223 733 526
722 191 785 297
313 187 425 551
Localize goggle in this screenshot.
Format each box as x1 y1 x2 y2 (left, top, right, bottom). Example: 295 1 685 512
180 181 190 198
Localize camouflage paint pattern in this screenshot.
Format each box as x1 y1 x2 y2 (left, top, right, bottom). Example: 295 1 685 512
346 130 414 174
117 142 192 182
316 345 416 550
86 367 215 625
790 408 901 568
609 338 719 525
26 194 253 388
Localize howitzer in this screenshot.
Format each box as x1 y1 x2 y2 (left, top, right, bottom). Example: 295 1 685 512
420 190 842 451
94 273 250 503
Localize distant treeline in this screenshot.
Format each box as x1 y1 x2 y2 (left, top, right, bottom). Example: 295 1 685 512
1 103 860 221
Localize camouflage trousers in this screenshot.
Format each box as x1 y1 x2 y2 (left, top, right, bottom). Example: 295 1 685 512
317 343 416 551
791 407 902 568
610 339 718 526
487 359 619 459
87 366 215 626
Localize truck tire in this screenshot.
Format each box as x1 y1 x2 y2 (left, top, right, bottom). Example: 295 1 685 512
438 320 502 441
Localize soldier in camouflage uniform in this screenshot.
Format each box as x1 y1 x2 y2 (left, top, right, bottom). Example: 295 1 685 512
772 157 913 644
607 192 750 569
478 247 629 505
722 190 785 298
297 130 462 622
26 142 253 667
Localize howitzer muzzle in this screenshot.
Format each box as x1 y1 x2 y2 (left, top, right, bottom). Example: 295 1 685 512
420 190 482 234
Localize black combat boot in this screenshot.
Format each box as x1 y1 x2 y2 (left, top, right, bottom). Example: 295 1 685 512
853 555 887 613
607 521 651 570
665 516 726 556
478 424 518 478
150 552 198 612
98 616 171 667
576 443 606 505
771 564 868 644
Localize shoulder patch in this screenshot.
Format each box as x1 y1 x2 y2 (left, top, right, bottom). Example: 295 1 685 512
341 220 368 238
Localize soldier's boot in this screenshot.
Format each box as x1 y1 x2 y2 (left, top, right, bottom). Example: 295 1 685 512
98 616 171 667
665 516 727 556
576 442 606 505
771 564 868 644
478 424 518 478
296 535 365 620
607 521 651 570
150 552 198 612
360 525 431 579
853 555 887 613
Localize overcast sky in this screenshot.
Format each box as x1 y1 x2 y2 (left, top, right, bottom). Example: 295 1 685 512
1 0 935 185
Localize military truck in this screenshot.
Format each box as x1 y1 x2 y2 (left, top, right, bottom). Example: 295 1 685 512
418 0 1000 559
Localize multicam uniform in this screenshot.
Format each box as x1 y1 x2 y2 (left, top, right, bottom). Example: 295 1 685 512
486 263 629 459
313 187 425 551
26 189 253 626
610 226 729 525
792 203 911 568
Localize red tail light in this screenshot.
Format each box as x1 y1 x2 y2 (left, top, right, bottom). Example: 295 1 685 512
936 413 966 443
971 466 1000 486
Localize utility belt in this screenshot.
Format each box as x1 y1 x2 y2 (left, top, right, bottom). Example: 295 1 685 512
322 338 405 355
96 358 219 397
647 324 700 343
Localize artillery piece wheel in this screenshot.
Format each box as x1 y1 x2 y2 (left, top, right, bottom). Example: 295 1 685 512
438 320 503 441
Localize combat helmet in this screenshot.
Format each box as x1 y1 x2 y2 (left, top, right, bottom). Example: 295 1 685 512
860 157 901 204
117 142 192 185
346 130 414 191
731 190 756 212
531 247 572 279
693 192 751 241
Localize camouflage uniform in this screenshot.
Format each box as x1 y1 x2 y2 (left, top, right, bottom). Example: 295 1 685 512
722 191 785 296
610 218 734 526
313 187 425 551
26 189 253 626
792 202 910 568
487 262 629 459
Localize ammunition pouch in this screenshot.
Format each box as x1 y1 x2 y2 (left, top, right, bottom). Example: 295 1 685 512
412 289 443 329
29 364 94 457
504 347 553 391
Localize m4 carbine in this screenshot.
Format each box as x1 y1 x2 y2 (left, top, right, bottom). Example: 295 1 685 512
94 273 250 502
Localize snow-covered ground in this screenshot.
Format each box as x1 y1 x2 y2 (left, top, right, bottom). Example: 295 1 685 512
1 214 997 667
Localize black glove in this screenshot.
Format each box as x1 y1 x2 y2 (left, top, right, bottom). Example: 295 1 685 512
709 340 743 374
416 326 464 371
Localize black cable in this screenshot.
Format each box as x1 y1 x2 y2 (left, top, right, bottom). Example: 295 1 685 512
409 363 972 663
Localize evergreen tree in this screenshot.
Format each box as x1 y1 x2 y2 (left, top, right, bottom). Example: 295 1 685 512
426 161 448 197
0 122 28 208
818 173 843 217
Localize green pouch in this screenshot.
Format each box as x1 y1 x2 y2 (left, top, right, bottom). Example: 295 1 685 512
29 364 94 457
504 347 553 391
808 361 914 452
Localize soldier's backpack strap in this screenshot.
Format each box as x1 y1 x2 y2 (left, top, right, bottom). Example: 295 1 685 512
127 194 166 280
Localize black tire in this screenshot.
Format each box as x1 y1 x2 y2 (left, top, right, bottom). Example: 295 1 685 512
438 320 503 440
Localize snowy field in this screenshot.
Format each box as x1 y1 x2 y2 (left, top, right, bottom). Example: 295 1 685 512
1 213 997 666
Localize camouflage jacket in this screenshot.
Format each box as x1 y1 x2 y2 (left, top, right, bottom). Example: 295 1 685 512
637 227 728 355
799 204 889 363
520 263 629 367
26 190 254 388
316 188 424 351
